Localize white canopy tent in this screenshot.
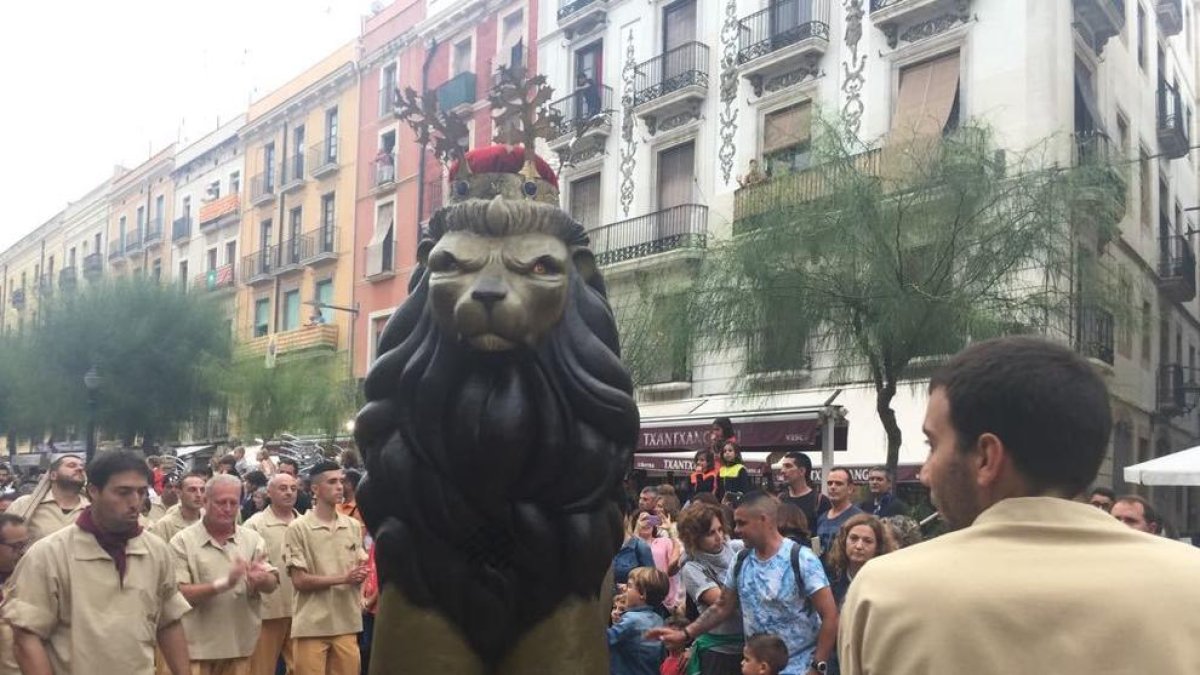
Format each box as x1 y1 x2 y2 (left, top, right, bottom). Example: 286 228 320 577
1123 445 1200 486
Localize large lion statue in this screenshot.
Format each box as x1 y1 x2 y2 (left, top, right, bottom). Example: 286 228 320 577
354 145 639 674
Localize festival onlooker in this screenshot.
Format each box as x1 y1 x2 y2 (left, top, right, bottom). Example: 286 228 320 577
814 469 862 560
639 486 660 514
336 469 365 528
172 474 276 675
652 492 838 675
826 515 894 609
660 617 690 675
147 475 181 524
779 453 830 530
339 448 363 471
240 470 269 522
741 634 789 675
2 451 191 675
776 502 811 548
717 442 752 503
857 468 908 518
1086 486 1116 513
881 516 922 549
276 458 312 513
708 418 737 451
839 337 1200 674
151 472 205 545
677 502 744 675
244 473 300 675
0 465 14 493
0 513 29 675
613 513 656 586
147 456 166 494
690 450 720 501
1111 495 1162 535
607 566 667 675
635 511 682 611
256 448 276 477
9 454 87 541
232 446 252 476
215 454 239 476
0 494 14 515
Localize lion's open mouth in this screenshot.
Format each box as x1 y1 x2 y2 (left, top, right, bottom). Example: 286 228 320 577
467 333 517 351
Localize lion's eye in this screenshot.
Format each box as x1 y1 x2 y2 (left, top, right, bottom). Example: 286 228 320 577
429 252 459 273
530 257 561 275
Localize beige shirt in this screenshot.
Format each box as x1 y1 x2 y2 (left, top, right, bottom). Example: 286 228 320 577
243 508 298 620
0 524 191 675
171 521 271 660
146 499 169 524
284 509 366 638
8 492 88 541
840 497 1200 675
150 503 202 544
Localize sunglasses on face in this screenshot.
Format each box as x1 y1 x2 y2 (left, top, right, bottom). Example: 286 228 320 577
1090 501 1113 511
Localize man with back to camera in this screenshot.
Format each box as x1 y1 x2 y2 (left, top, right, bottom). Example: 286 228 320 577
1 450 192 675
838 337 1200 674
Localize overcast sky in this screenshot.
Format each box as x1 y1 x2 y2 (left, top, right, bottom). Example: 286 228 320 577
0 0 376 252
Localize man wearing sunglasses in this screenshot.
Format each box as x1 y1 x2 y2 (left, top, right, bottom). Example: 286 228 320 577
1086 487 1115 512
0 512 31 675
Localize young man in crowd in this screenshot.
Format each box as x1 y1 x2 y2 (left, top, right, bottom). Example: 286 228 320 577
244 472 301 675
814 469 861 558
839 337 1200 674
778 452 829 529
2 451 192 675
285 461 368 675
151 472 205 544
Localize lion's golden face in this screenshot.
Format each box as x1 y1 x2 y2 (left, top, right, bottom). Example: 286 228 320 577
426 231 571 352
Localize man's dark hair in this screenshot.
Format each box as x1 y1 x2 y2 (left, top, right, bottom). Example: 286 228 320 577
783 451 813 479
0 513 24 536
49 455 83 473
308 460 342 481
868 466 893 482
929 336 1111 496
1089 486 1116 501
217 454 238 469
243 470 268 490
182 470 209 485
277 457 300 470
737 491 778 519
745 634 789 673
829 466 855 485
1116 494 1163 531
86 451 152 490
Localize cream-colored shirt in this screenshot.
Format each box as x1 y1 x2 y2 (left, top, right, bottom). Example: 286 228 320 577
284 509 366 639
8 492 88 540
171 521 271 660
0 524 191 675
243 508 298 620
150 503 202 544
840 497 1200 675
146 499 169 524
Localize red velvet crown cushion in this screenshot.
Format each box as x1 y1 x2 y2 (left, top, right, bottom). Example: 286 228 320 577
448 145 559 189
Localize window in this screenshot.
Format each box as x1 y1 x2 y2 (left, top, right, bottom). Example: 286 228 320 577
119 216 127 242
182 196 191 219
254 299 270 337
154 195 164 224
657 141 696 209
136 206 145 233
321 192 336 236
287 207 303 264
763 102 812 176
663 0 697 53
1117 271 1133 358
207 248 218 271
230 171 241 195
260 219 273 249
282 290 301 331
315 280 334 323
208 180 221 199
500 10 525 68
292 125 306 181
366 201 396 277
380 63 397 117
264 143 276 189
94 233 101 253
69 247 76 268
1140 147 1153 229
1141 300 1153 366
644 294 691 383
891 51 961 138
47 256 54 280
225 241 237 265
1116 115 1130 218
1137 4 1146 69
179 260 189 291
152 258 161 282
453 39 472 76
325 107 339 163
569 174 602 229
376 131 397 185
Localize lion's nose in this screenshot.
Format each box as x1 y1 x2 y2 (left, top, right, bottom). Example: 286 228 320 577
471 278 507 310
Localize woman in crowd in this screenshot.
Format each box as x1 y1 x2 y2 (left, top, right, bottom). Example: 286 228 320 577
614 511 657 586
676 501 744 674
634 510 683 613
827 514 896 608
716 442 751 502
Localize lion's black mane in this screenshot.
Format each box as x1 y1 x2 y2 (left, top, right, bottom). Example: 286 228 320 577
354 202 639 664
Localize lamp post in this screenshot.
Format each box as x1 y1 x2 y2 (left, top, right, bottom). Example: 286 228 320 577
83 366 101 462
304 300 360 380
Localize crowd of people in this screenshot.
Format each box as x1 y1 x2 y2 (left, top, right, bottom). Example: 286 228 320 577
0 444 373 675
609 337 1200 675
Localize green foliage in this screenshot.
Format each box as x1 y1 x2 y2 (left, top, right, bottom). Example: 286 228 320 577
0 278 231 445
224 351 357 442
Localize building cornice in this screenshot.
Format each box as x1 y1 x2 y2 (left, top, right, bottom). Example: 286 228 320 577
242 62 359 143
361 30 423 70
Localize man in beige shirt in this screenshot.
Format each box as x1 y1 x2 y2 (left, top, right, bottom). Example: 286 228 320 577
1 450 192 675
285 461 368 675
147 474 182 524
9 455 88 540
244 473 300 675
839 337 1200 675
173 474 277 675
152 472 205 543
0 513 30 675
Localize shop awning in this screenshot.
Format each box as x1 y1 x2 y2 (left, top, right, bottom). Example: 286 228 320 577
637 406 845 452
633 450 923 482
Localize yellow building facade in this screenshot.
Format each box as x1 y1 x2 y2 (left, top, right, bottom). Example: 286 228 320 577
236 43 360 360
0 211 66 334
106 146 176 281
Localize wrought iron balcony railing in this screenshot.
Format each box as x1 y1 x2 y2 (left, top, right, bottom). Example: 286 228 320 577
558 0 603 19
633 42 710 107
309 139 339 176
1077 305 1115 365
737 0 830 65
301 226 339 262
588 204 708 266
549 85 614 139
172 216 191 242
437 71 477 111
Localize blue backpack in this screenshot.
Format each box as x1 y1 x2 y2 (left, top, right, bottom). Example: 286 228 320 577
612 537 655 584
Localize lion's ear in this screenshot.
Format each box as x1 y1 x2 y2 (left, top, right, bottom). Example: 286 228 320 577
417 239 435 267
572 247 599 283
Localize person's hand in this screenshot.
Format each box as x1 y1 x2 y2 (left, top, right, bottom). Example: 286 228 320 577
246 559 274 589
215 558 249 592
344 563 369 585
610 608 622 624
645 627 688 651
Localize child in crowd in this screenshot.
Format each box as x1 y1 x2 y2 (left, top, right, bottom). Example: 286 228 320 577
741 634 789 675
608 567 669 675
659 617 690 675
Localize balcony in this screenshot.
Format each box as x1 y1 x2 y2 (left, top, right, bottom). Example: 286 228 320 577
747 331 811 376
108 239 124 261
870 0 972 48
59 267 77 291
1070 130 1126 236
172 216 191 242
82 253 103 280
587 204 708 267
301 226 339 266
1157 364 1199 416
1157 84 1189 160
1073 0 1126 54
1157 0 1183 37
245 324 339 358
243 247 278 286
276 237 304 274
372 155 397 193
194 263 236 294
633 43 710 134
281 155 305 194
734 148 882 234
144 218 163 247
309 139 339 179
250 172 276 207
737 0 830 95
557 0 608 38
1158 234 1197 303
9 288 24 310
547 85 614 152
124 230 144 254
37 274 53 297
437 71 477 114
199 194 241 230
1076 305 1114 367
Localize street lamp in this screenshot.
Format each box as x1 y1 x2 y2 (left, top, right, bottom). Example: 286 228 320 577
304 300 361 380
83 366 101 462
